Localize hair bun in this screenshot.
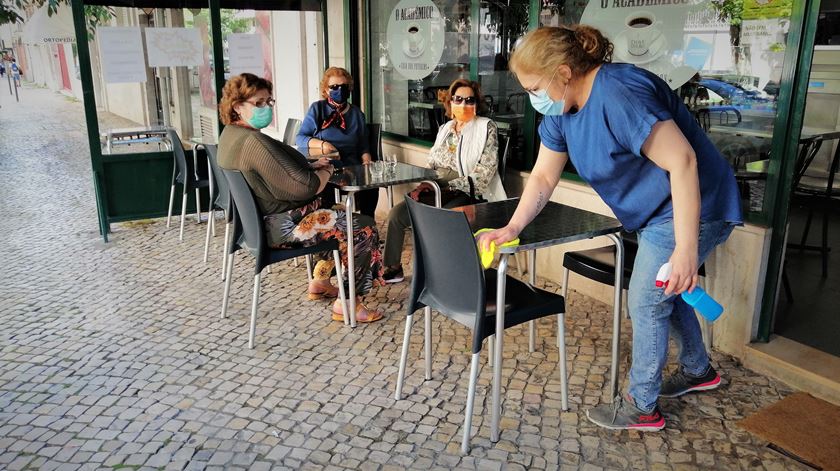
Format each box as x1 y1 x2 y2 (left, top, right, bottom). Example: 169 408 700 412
574 25 613 63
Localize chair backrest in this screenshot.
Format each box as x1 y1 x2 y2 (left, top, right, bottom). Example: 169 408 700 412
368 122 382 162
498 134 511 185
506 93 526 114
167 129 189 183
204 144 230 214
404 198 488 351
222 169 267 273
794 132 840 195
283 118 302 145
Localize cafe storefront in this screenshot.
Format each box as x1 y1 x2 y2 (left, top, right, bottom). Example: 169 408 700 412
359 0 840 402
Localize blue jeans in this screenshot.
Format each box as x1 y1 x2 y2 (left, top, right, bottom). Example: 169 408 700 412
627 219 735 412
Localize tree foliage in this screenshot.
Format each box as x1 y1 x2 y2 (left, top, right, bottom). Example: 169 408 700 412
1 0 114 38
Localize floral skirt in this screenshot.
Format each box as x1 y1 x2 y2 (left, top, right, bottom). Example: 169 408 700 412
264 198 384 295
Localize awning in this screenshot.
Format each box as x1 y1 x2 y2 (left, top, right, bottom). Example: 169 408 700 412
82 0 321 11
21 5 76 45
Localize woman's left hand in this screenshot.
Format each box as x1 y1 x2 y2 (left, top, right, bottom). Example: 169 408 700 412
664 245 699 296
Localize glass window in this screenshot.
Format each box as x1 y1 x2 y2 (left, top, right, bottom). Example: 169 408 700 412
370 0 472 142
479 0 531 169
368 0 801 220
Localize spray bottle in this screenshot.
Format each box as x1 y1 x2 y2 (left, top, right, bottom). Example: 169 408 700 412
656 262 724 322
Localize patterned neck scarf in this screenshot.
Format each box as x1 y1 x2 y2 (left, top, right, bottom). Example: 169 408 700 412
321 98 347 131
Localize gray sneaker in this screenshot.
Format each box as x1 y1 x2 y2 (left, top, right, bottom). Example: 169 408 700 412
586 395 665 431
660 365 721 398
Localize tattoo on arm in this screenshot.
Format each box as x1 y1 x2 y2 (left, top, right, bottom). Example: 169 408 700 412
535 191 545 218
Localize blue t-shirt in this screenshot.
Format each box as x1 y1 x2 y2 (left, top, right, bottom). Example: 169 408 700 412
539 63 743 231
296 100 369 165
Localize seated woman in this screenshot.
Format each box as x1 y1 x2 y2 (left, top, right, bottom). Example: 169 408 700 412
382 78 507 283
296 67 379 217
217 73 383 322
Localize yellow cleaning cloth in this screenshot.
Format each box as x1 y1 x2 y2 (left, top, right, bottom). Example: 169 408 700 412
474 228 520 269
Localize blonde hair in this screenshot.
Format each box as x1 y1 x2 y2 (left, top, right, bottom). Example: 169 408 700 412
219 73 273 125
319 67 354 99
509 25 613 79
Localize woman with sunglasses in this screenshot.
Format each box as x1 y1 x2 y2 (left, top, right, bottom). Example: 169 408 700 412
381 78 507 284
296 67 379 218
218 73 384 323
477 26 742 430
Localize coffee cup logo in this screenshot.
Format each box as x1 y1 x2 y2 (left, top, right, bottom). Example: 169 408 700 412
404 25 425 57
624 11 662 57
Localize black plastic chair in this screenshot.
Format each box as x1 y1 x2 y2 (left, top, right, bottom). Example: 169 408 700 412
166 129 210 241
394 198 566 453
220 169 349 348
203 144 234 278
561 233 709 343
283 118 302 145
790 132 840 277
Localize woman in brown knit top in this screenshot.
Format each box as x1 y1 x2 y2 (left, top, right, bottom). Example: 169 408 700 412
217 73 384 323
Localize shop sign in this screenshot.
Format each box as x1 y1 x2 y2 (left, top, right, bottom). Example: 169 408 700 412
228 33 264 77
580 0 708 89
386 0 446 80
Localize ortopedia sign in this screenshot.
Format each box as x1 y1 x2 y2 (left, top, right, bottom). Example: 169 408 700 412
386 0 445 81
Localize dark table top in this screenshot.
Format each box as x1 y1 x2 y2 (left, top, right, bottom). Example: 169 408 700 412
455 199 622 253
330 162 438 192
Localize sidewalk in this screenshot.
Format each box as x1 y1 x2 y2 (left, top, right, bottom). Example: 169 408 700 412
0 85 807 470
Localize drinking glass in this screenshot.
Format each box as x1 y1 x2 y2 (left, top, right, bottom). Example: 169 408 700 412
385 154 398 174
369 161 385 179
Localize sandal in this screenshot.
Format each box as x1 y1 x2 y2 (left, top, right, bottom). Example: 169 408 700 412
331 303 384 323
307 284 339 300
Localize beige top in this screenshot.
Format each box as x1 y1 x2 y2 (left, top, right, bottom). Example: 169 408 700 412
218 124 320 215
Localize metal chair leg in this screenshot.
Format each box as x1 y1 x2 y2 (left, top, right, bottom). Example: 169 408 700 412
395 314 414 400
332 250 350 325
488 334 494 367
179 193 188 241
203 209 213 263
528 250 537 353
221 252 235 319
195 188 202 223
424 306 432 380
559 267 569 349
221 221 230 280
461 352 481 454
558 311 569 411
248 272 261 349
305 254 314 283
166 184 176 228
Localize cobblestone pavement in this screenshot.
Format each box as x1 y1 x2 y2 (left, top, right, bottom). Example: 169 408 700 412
0 86 807 470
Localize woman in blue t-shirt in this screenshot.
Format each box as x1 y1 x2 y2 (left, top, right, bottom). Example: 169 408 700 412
296 67 379 217
478 25 742 431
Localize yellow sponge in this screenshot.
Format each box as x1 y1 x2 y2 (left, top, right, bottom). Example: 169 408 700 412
474 228 520 269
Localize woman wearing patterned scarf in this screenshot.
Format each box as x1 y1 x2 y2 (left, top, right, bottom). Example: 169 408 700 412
296 67 379 217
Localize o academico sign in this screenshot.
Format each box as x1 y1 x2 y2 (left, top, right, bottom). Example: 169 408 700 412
386 0 446 81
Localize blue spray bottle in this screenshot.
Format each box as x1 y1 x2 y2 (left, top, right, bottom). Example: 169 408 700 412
656 263 724 322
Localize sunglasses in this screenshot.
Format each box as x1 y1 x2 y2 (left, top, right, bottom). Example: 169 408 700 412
451 95 477 105
328 84 350 91
247 98 275 108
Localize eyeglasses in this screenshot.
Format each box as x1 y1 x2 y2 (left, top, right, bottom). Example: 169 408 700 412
451 95 477 105
525 68 559 97
247 98 275 108
328 84 350 91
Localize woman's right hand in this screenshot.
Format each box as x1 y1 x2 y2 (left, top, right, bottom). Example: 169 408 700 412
476 224 521 252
